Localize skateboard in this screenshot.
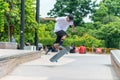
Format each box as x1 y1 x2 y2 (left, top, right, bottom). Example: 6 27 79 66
49 46 71 62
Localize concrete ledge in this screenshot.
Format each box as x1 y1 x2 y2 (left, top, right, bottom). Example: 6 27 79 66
24 46 36 51
0 49 43 78
111 50 120 77
0 42 17 49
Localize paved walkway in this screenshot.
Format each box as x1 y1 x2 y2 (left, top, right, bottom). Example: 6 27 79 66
0 53 120 80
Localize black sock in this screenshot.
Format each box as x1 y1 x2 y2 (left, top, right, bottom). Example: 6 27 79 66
59 39 64 46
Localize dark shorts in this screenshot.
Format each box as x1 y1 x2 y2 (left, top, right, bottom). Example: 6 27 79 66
54 30 67 44
55 30 67 37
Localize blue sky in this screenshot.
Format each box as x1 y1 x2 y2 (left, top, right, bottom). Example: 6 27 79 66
40 0 56 17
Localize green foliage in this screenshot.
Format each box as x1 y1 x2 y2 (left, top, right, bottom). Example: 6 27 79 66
38 22 56 39
82 22 95 29
97 21 120 48
92 2 108 22
3 0 21 42
39 33 104 48
25 0 37 31
93 21 103 29
0 1 8 33
1 0 38 43
1 0 120 49
80 33 104 47
102 15 120 24
67 26 88 37
48 0 97 26
92 0 120 23
103 0 120 16
45 21 55 31
39 38 55 46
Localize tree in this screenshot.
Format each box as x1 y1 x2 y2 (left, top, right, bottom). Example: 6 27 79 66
91 2 108 23
0 0 8 41
96 20 120 48
47 0 97 26
4 0 21 41
2 0 38 43
103 0 120 17
92 0 120 23
91 0 120 48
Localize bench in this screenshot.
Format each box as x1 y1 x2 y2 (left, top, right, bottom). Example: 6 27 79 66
111 50 120 77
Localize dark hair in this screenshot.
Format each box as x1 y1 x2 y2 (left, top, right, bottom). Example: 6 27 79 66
68 14 74 21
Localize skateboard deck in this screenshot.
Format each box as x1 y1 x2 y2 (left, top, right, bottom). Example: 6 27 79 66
49 46 71 62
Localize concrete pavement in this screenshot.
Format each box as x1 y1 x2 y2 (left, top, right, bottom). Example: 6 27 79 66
0 53 120 80
0 49 41 78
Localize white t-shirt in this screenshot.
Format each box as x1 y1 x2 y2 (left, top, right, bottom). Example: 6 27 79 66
54 16 73 32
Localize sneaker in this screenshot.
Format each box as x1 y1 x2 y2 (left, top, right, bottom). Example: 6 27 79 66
45 47 52 55
51 48 58 52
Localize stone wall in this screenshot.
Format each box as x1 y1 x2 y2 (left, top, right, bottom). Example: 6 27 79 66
0 42 17 49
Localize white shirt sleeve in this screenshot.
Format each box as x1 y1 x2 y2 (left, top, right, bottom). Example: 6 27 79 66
55 17 65 21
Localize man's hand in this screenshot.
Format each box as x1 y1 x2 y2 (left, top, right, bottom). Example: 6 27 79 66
72 28 76 32
72 25 76 32
71 24 76 32
42 18 47 21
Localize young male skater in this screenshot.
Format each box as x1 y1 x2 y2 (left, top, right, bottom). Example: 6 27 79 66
43 14 76 54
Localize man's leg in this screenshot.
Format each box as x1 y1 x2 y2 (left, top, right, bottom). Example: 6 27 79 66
45 34 61 55
52 35 61 52
59 35 66 46
59 35 66 50
54 30 67 50
46 30 66 54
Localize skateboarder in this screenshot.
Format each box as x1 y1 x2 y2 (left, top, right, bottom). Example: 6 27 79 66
43 14 76 54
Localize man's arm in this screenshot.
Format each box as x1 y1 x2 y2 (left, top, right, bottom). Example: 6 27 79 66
43 18 56 21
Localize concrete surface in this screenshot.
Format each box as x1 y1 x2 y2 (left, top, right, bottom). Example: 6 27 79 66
1 53 120 80
111 50 120 77
0 49 42 78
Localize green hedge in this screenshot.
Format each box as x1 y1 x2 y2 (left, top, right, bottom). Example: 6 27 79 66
39 38 55 46
39 37 104 48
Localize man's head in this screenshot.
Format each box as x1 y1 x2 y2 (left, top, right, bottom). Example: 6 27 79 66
66 14 74 22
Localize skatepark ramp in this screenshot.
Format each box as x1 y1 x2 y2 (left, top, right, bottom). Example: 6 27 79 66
0 49 43 78
111 50 120 77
